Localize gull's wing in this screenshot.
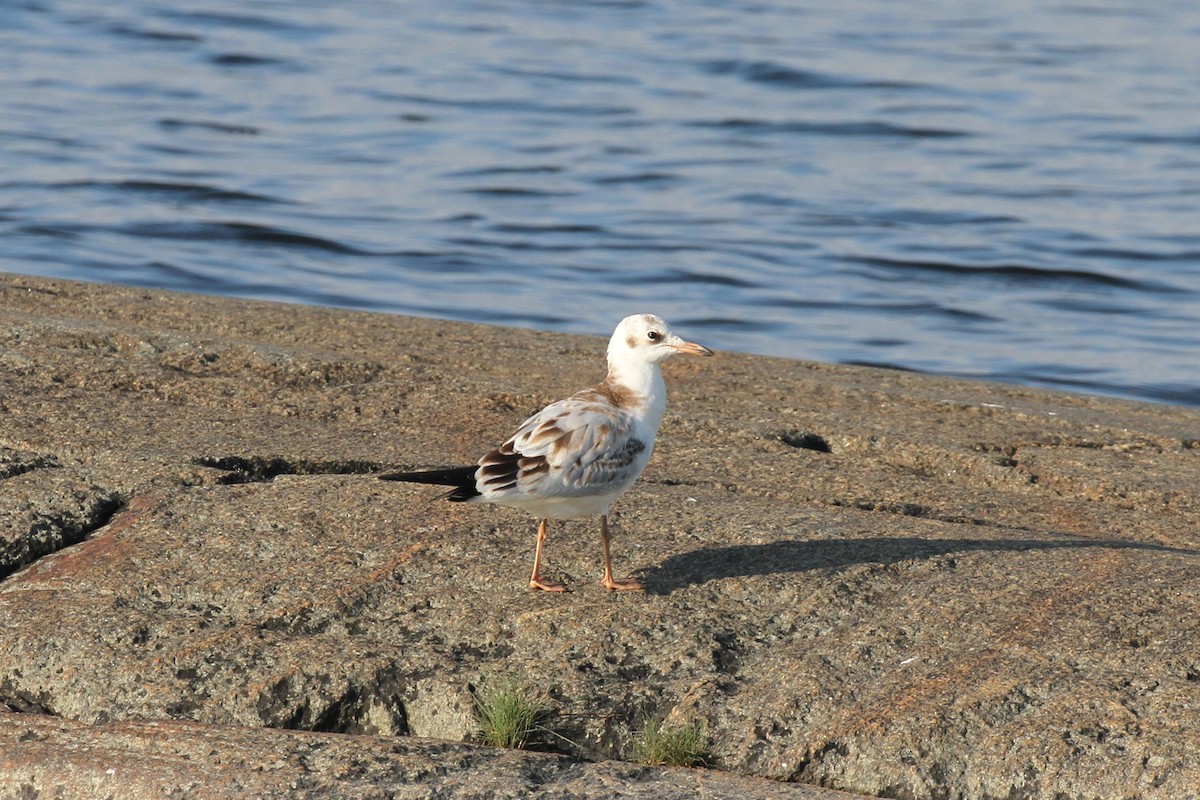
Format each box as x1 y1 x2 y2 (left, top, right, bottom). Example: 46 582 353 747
475 390 647 501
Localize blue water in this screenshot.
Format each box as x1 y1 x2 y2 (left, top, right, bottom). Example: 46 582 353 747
4 1 1199 406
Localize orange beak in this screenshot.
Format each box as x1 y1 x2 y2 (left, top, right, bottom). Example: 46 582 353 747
670 339 714 357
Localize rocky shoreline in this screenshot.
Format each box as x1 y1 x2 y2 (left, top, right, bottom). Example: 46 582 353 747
2 274 1199 799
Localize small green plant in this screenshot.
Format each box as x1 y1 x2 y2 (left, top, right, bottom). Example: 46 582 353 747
632 716 708 767
473 679 552 750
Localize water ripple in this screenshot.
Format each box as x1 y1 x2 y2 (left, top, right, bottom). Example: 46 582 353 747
158 118 261 136
107 25 202 43
209 53 295 69
845 256 1176 293
118 222 366 256
694 118 972 139
49 180 286 205
704 59 930 91
2 0 1198 407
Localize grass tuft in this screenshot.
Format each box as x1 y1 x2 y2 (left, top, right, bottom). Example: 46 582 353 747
473 679 552 750
632 716 708 767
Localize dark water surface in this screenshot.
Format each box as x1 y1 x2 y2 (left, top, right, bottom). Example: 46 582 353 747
4 1 1199 406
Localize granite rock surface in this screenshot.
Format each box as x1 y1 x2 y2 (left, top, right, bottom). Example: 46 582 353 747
0 712 852 800
2 275 1199 799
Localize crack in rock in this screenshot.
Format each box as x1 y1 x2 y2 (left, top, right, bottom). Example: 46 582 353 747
0 447 61 481
0 680 57 715
776 430 832 453
193 455 391 484
254 664 411 737
829 498 989 526
0 481 123 582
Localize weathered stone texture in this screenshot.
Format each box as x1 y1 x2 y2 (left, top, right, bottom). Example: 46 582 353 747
2 274 1199 799
0 713 846 800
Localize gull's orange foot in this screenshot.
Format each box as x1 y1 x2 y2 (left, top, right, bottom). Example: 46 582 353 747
530 578 569 592
601 576 645 591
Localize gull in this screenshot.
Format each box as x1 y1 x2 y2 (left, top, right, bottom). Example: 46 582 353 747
380 313 713 592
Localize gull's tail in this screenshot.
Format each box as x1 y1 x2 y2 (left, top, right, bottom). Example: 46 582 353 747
378 465 481 501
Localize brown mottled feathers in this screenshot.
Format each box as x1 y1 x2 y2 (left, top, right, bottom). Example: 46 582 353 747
473 383 647 500
575 377 640 411
380 386 646 502
476 441 543 494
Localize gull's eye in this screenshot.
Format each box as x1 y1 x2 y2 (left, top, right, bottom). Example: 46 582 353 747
647 330 662 342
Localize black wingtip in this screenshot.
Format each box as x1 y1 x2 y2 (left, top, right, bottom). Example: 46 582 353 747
378 465 481 501
379 465 474 483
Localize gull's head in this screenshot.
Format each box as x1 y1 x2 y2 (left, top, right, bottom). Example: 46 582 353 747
608 313 714 367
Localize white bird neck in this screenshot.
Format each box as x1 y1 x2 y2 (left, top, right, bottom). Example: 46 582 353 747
604 358 667 426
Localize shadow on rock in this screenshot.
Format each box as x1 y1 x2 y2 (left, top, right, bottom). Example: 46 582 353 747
642 534 1200 594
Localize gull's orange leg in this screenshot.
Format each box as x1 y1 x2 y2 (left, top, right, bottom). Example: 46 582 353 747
599 514 644 591
529 518 567 592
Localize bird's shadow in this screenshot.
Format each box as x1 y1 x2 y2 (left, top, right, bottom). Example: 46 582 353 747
640 534 1200 595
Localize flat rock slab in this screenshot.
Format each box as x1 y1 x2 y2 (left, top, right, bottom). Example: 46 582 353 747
1 712 853 800
2 274 1200 799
